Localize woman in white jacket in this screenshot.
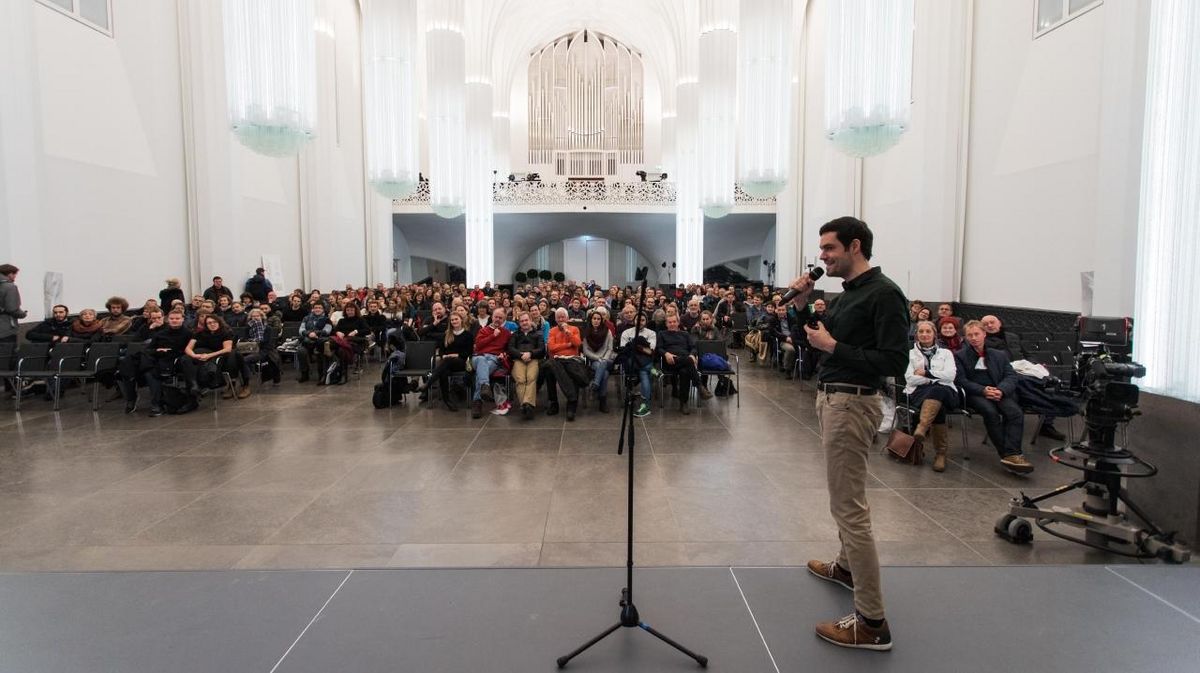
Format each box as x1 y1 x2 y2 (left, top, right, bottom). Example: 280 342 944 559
904 320 960 472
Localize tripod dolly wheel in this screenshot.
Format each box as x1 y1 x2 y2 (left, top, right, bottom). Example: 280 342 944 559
995 514 1033 544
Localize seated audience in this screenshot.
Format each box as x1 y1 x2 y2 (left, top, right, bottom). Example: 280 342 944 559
27 304 72 343
981 313 1066 441
619 313 656 418
657 313 712 415
419 312 473 411
281 294 309 322
936 317 963 351
225 301 248 328
470 308 511 418
144 310 193 416
508 311 546 420
767 303 802 378
936 303 963 332
903 320 960 472
582 309 615 414
297 303 332 383
954 320 1034 474
99 297 133 336
544 307 588 421
242 307 280 385
186 314 251 399
70 308 105 341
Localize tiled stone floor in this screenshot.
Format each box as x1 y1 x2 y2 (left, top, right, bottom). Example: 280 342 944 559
0 358 1144 571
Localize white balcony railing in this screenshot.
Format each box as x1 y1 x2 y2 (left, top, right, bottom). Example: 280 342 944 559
392 181 776 208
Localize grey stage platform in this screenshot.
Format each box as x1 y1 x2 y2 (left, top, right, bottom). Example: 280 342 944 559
1 565 1197 672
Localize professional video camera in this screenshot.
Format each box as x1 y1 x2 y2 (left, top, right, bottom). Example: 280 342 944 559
996 317 1191 563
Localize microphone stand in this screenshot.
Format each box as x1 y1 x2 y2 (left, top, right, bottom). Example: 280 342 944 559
555 268 708 670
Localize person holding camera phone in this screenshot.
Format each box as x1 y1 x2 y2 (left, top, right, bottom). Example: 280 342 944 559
786 217 909 651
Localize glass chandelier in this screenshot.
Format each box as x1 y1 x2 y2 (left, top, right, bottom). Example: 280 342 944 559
363 0 420 198
222 0 317 157
426 0 466 219
824 0 914 158
738 0 793 198
698 0 738 219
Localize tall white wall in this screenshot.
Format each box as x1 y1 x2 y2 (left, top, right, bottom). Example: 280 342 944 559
16 0 371 317
961 1 1107 311
31 0 189 315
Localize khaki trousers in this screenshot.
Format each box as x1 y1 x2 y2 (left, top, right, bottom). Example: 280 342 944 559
816 390 885 619
512 360 540 407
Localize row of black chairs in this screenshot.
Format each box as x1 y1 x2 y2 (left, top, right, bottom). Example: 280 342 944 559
1 341 124 411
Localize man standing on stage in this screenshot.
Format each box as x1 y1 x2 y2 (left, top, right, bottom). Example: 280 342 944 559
786 217 909 651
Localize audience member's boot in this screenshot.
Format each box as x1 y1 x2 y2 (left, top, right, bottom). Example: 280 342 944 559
931 424 949 472
521 403 534 420
1038 421 1066 442
678 398 690 415
598 397 608 414
913 399 942 440
237 383 251 399
566 400 577 422
124 394 137 415
442 397 458 412
471 399 482 419
546 401 559 416
698 383 713 399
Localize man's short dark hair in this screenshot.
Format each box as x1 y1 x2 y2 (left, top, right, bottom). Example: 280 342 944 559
255 267 265 275
212 276 222 281
818 216 874 260
0 263 18 276
53 304 68 314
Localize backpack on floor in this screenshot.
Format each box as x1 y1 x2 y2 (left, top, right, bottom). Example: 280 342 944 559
323 360 344 386
161 385 198 415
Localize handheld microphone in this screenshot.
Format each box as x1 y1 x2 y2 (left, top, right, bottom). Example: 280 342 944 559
780 267 825 306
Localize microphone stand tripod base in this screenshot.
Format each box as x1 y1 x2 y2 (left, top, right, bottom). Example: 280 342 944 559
554 270 708 670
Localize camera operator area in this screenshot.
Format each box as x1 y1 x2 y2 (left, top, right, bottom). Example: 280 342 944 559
1 1 1197 672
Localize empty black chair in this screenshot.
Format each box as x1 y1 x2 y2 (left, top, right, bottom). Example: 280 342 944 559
11 342 86 411
54 341 124 411
392 341 438 404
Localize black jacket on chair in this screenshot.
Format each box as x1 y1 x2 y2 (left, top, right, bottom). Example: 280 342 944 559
953 346 1018 398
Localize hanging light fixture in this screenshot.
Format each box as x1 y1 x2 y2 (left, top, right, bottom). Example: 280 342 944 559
222 0 317 157
426 0 466 219
698 0 738 219
362 0 420 198
738 0 792 198
824 0 914 158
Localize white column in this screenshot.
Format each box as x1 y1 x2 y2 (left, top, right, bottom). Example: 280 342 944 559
464 81 495 285
0 1 47 318
178 0 241 291
773 1 808 287
675 80 703 285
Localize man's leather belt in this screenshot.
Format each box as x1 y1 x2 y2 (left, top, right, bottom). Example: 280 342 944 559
817 383 878 396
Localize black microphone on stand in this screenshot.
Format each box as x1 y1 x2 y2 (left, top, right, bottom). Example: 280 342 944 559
779 266 825 305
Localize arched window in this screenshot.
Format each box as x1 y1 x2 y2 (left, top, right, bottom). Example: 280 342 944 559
528 30 644 178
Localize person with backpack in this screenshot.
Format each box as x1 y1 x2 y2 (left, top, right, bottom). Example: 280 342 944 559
244 267 273 304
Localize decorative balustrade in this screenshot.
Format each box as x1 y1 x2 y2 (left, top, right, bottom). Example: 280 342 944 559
392 180 775 207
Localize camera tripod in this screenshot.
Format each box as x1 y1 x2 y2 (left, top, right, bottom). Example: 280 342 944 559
555 270 708 669
996 413 1191 563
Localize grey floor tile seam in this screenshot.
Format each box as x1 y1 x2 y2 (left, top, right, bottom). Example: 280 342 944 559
727 566 782 673
746 383 822 436
871 472 993 565
268 569 355 673
101 447 276 498
637 416 687 558
1105 566 1200 626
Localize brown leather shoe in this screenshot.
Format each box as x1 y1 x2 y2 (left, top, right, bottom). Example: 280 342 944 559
806 559 854 591
237 384 251 399
815 612 892 651
1001 454 1035 474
